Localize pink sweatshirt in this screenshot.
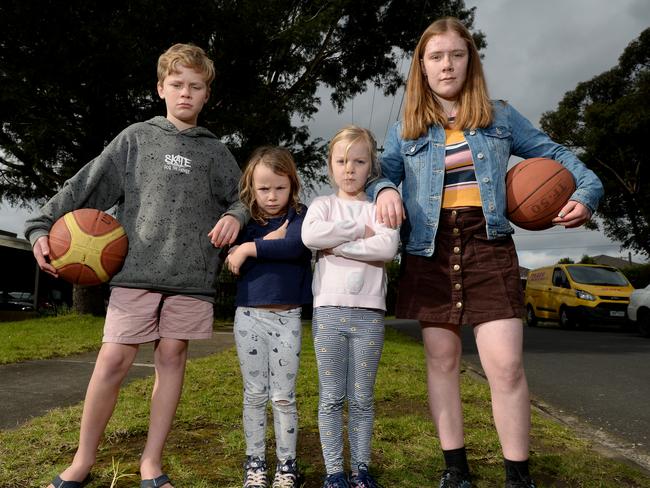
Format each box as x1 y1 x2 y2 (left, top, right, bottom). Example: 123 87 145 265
301 194 400 310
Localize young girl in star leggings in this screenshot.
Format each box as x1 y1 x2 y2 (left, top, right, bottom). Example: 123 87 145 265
226 146 312 488
301 126 400 488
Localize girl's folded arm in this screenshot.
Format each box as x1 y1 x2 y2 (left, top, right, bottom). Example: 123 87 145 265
301 200 362 250
331 223 399 262
256 212 311 260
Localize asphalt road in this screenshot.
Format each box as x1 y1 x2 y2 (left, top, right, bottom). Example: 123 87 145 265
388 319 650 468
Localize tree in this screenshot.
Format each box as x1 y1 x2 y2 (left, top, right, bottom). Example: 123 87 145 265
1 0 482 313
621 263 650 288
579 254 596 264
557 257 574 264
0 0 483 204
540 29 650 258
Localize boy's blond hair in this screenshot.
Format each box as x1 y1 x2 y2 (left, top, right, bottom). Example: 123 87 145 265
240 146 303 224
327 125 381 187
157 43 215 86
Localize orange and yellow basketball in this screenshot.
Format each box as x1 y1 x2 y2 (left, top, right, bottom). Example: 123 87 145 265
48 209 128 286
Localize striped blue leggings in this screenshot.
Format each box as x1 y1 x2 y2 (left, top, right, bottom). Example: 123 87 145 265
312 306 385 474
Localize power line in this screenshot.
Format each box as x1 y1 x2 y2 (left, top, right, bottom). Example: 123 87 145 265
368 81 377 131
384 52 407 145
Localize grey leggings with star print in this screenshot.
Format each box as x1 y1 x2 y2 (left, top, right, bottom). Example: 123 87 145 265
234 306 302 462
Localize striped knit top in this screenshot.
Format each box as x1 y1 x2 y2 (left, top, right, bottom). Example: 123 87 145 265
442 124 482 208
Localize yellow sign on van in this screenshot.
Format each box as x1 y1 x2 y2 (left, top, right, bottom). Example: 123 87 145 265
524 264 633 328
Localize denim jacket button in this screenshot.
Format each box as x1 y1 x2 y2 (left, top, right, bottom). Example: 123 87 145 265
409 145 416 153
469 130 476 136
477 152 485 159
483 177 490 183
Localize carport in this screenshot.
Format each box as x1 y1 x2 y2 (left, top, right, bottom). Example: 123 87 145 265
0 230 71 314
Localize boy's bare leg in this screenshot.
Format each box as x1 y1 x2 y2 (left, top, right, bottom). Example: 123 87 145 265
139 338 188 486
47 342 139 487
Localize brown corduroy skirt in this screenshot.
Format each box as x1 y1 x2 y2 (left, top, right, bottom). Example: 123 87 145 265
396 207 525 327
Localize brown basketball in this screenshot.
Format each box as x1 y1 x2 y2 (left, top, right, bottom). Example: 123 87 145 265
48 209 128 286
506 158 576 231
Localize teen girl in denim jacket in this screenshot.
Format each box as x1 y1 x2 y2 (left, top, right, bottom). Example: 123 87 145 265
368 17 603 488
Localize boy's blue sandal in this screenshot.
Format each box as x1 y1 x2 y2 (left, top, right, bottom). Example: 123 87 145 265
51 474 91 488
140 474 172 488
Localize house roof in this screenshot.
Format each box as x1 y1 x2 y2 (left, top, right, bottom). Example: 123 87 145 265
590 254 639 269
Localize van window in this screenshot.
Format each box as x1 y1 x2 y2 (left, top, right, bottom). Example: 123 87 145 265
566 266 629 286
552 268 570 288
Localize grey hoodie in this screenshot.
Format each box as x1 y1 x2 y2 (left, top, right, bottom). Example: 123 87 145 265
25 116 246 300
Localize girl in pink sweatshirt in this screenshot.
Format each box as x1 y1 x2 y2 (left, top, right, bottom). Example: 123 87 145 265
301 126 399 488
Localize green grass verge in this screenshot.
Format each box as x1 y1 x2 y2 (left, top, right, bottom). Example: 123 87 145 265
0 323 648 487
0 314 104 364
0 315 234 365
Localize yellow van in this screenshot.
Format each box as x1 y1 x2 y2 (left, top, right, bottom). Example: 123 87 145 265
524 264 633 328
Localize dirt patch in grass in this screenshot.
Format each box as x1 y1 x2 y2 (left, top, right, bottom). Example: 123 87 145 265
93 424 333 487
91 413 402 487
376 396 430 418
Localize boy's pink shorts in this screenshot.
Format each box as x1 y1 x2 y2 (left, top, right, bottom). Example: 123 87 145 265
103 287 214 344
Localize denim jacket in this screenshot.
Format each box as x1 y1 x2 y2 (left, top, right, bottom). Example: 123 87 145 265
367 100 604 257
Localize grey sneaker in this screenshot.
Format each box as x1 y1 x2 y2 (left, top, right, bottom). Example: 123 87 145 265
272 458 301 488
243 456 268 488
439 467 472 488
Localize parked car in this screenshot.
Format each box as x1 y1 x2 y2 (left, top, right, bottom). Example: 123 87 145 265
0 291 35 311
627 284 650 337
524 264 634 328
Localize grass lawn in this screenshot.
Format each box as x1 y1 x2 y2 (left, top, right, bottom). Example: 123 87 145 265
0 315 233 364
0 317 649 487
0 314 104 364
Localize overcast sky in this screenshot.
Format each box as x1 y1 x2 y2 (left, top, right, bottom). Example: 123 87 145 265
2 0 649 269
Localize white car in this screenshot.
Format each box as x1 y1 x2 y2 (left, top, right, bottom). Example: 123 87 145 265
627 284 650 337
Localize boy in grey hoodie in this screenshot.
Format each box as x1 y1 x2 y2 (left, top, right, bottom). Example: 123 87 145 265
25 44 244 488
